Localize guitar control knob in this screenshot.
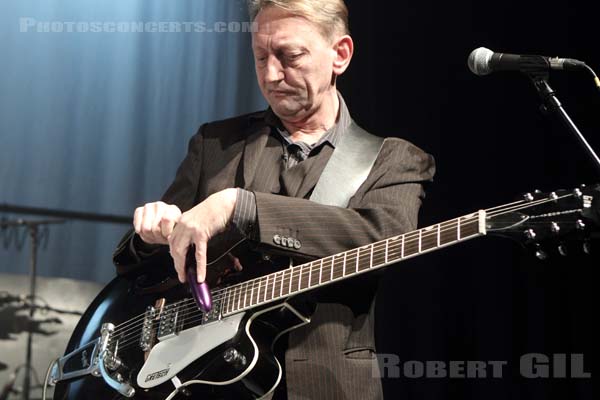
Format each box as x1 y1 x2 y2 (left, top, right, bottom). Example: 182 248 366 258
573 188 583 198
558 244 568 257
550 222 560 234
583 241 591 255
535 249 548 260
524 229 536 240
223 348 247 367
523 193 534 201
576 220 586 230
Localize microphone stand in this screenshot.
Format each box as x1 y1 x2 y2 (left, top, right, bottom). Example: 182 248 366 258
0 218 65 400
528 72 600 175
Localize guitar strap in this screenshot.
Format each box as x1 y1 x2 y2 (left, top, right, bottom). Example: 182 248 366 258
310 120 384 207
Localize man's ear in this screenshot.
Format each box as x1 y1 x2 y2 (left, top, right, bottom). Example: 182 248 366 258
332 35 354 76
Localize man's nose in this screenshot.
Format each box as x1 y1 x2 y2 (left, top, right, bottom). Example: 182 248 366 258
265 56 284 83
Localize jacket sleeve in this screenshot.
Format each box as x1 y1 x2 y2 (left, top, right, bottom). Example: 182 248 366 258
251 138 435 259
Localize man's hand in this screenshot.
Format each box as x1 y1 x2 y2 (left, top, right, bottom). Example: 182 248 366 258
134 201 182 245
168 188 237 284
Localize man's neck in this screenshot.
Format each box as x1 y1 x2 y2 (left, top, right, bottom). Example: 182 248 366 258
280 90 339 145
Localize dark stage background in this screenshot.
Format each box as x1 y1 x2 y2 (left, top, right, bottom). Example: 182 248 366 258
339 0 597 399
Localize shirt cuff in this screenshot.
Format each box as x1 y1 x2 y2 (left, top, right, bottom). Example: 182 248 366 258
232 188 258 239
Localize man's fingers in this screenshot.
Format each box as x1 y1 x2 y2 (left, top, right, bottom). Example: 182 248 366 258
133 207 143 233
195 240 207 283
228 254 243 271
169 231 188 283
161 217 177 239
150 205 165 241
141 204 154 234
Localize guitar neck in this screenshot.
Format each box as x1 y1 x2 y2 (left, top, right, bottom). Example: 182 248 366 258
220 210 487 316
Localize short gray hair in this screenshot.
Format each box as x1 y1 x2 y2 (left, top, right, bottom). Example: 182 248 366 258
247 0 349 40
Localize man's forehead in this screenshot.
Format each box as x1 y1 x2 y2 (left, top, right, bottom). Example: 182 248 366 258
252 31 308 50
252 8 319 41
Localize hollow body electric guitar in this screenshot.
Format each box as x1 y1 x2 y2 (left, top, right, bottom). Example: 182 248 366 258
51 186 599 399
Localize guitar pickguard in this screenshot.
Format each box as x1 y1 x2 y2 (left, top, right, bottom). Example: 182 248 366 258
137 312 246 388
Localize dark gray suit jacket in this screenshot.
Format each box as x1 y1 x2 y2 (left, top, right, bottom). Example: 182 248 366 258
114 109 435 399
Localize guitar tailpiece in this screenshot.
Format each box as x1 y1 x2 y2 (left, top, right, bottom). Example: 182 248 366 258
98 323 136 398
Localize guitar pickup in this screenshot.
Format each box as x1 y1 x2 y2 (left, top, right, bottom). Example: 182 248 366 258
140 299 166 354
157 301 183 340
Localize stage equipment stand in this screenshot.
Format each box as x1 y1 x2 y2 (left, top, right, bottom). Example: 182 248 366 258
0 219 65 400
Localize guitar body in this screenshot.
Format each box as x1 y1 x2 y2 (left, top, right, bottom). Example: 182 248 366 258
51 185 599 399
53 266 313 399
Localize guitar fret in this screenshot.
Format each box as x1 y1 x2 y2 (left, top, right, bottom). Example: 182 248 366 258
229 287 236 313
271 273 276 300
276 271 282 299
319 258 323 285
457 218 461 240
343 252 347 276
437 224 441 246
401 235 405 258
385 239 389 263
441 219 459 244
230 288 236 313
310 261 319 288
249 280 255 306
418 230 422 253
263 276 269 302
243 282 248 308
236 285 242 311
288 268 293 294
369 243 374 268
228 287 234 313
308 263 312 287
257 279 263 305
421 226 437 252
280 270 288 297
268 274 273 299
298 265 303 291
330 257 334 281
355 249 360 274
461 216 480 238
224 288 230 314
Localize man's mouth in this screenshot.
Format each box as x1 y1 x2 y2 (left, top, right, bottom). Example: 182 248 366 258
269 90 292 97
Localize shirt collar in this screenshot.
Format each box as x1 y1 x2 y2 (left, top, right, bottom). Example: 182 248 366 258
261 91 351 149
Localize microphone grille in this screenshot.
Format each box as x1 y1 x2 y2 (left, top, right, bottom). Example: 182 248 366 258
468 47 494 76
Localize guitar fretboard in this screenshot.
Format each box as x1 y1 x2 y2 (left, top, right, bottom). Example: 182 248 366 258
220 210 486 316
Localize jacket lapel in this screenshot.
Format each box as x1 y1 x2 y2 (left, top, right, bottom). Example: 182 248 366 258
242 123 271 189
280 145 334 198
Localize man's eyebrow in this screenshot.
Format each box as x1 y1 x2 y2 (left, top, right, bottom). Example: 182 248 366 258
252 39 308 52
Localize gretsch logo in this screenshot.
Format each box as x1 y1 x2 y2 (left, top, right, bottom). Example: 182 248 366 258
145 368 170 382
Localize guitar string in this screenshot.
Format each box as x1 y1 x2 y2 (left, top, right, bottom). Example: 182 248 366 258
114 194 578 350
108 193 570 344
109 196 542 337
110 193 570 346
109 193 576 347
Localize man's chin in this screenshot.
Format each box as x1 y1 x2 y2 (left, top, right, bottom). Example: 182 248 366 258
269 102 302 120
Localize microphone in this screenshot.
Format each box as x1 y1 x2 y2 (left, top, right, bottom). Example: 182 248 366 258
468 47 587 76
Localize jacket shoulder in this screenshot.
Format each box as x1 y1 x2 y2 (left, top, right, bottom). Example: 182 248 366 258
202 110 268 137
